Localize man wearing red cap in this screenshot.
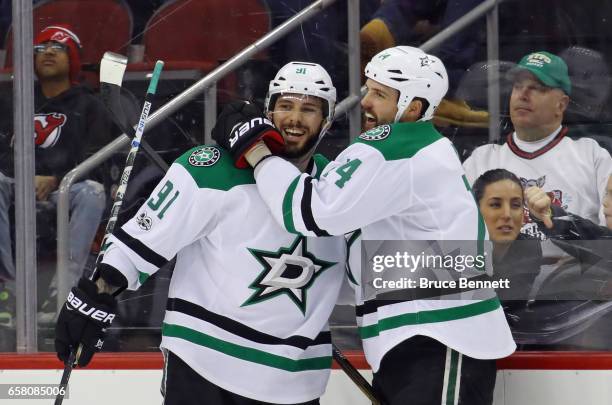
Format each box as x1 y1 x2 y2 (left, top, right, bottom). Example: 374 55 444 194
0 25 115 324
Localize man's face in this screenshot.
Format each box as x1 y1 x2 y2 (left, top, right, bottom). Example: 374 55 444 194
361 79 400 131
269 94 324 159
603 175 612 230
34 41 70 80
509 71 568 138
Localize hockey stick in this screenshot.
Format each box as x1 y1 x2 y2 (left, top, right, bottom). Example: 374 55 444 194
54 60 164 405
93 57 164 274
332 344 383 405
99 52 169 172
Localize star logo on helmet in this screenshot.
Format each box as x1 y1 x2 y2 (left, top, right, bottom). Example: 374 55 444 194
420 56 433 67
242 236 336 314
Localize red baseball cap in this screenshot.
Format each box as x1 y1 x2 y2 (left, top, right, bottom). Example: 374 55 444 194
34 25 82 83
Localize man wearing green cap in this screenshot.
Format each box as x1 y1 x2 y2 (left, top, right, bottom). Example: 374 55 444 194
463 50 612 270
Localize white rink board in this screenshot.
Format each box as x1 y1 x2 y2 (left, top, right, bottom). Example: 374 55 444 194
1 369 612 404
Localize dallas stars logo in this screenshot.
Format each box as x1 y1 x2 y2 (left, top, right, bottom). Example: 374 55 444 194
359 124 391 141
243 237 336 314
188 146 220 167
420 56 433 67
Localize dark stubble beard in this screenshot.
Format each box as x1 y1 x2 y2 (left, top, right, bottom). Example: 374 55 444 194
278 123 322 160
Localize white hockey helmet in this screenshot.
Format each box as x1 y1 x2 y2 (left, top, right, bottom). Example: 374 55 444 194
364 46 449 122
264 61 337 138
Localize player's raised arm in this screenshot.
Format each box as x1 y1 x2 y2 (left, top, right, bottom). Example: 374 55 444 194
213 47 468 238
252 124 452 236
55 147 222 367
100 153 220 290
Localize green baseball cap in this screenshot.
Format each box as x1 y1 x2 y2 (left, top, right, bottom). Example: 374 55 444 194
513 51 572 95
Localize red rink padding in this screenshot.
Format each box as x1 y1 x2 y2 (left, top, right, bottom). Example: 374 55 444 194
2 351 612 370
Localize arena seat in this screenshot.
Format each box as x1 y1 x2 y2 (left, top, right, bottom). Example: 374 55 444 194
127 0 271 101
131 0 269 69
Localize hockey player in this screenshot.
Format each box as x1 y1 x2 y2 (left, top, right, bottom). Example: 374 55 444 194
214 46 515 405
463 51 612 250
54 62 348 405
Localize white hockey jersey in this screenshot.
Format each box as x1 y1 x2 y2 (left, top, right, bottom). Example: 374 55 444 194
254 121 516 372
101 146 346 404
463 128 612 247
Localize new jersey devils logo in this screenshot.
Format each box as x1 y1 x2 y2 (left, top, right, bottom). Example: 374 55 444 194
34 113 67 148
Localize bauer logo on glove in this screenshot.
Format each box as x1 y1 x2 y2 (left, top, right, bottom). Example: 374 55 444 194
229 116 274 148
66 290 116 324
212 100 284 168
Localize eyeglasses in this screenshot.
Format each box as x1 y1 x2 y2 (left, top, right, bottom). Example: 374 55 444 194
33 42 68 54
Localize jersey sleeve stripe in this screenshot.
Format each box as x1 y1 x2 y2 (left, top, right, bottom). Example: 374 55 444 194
282 175 301 234
167 298 331 349
301 177 331 237
115 227 168 268
345 230 361 285
357 297 501 339
463 174 487 269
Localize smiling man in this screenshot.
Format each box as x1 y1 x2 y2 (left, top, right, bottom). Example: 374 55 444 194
54 62 350 405
214 46 515 405
263 62 334 172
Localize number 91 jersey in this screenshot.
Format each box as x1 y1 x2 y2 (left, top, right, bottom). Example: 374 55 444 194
101 146 346 404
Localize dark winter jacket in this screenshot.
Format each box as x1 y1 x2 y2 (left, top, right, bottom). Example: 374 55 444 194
0 84 115 179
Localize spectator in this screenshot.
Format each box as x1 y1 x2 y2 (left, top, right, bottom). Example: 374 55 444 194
525 174 612 239
525 177 612 269
472 168 541 256
360 0 490 128
472 169 543 333
0 25 113 322
522 178 612 347
463 51 612 264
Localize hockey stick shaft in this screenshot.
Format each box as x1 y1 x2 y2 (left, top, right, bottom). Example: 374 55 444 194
94 60 165 271
54 61 164 405
53 349 75 405
332 344 382 405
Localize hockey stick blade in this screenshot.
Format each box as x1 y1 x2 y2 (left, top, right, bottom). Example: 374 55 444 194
56 61 164 404
332 344 383 405
100 52 168 171
100 52 128 87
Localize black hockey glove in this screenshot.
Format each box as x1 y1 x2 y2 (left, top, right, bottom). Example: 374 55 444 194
212 100 284 168
55 277 117 367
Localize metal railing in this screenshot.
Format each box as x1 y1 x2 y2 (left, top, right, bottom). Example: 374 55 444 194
13 0 37 353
